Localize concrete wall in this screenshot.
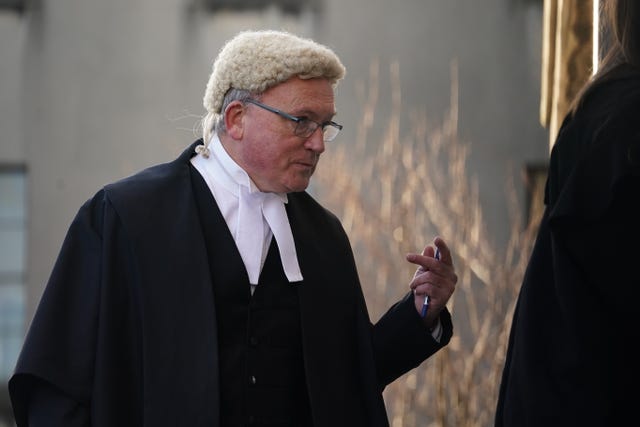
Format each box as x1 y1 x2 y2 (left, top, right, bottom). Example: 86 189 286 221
328 0 547 244
0 11 24 163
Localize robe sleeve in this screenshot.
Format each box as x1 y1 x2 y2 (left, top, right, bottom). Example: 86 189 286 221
372 292 452 387
8 192 106 426
24 379 90 426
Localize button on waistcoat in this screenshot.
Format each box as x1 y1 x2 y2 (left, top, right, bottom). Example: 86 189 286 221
215 241 310 427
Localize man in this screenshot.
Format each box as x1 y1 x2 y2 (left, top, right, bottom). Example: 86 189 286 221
9 30 457 426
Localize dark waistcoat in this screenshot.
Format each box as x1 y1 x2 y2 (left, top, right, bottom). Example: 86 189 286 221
191 165 311 427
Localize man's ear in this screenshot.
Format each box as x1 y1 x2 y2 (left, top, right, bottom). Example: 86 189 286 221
225 101 245 139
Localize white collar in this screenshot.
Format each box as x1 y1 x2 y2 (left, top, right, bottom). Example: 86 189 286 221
191 136 303 284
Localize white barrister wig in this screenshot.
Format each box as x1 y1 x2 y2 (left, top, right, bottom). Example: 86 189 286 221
203 30 346 117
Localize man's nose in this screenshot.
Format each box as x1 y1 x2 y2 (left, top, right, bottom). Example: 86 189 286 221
305 127 325 153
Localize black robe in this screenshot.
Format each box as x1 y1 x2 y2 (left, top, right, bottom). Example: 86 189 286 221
9 141 452 426
495 70 640 426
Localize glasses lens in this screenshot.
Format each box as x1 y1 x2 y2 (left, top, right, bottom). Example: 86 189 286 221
323 124 340 142
294 118 342 142
294 119 318 139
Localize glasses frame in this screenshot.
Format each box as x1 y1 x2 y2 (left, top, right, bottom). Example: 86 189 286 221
244 98 343 142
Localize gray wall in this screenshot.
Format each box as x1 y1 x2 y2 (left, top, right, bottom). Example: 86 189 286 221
0 11 24 162
329 0 546 245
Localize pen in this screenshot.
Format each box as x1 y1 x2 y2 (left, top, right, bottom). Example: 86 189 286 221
421 247 440 318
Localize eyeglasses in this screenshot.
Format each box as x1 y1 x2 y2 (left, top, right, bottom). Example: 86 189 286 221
244 98 343 142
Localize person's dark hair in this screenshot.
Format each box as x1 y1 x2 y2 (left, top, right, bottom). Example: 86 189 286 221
568 0 640 115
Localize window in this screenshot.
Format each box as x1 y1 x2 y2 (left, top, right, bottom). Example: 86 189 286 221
0 166 26 381
0 0 25 12
198 0 320 15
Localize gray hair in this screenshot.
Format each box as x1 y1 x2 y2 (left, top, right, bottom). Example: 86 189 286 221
201 88 254 144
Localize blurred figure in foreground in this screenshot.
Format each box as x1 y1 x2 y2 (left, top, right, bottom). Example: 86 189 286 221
495 0 640 425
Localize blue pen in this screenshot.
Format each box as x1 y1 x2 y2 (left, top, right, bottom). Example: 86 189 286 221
421 247 440 318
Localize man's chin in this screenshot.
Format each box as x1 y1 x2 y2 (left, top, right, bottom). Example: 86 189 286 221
287 178 311 193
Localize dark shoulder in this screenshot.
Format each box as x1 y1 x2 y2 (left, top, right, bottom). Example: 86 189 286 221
287 191 341 226
92 142 198 230
103 143 197 206
547 71 640 219
286 191 350 246
561 71 640 158
578 69 640 123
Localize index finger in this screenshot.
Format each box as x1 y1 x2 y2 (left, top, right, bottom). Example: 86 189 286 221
406 245 437 271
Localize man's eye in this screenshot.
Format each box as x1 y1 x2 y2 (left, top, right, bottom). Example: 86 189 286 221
297 117 314 129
